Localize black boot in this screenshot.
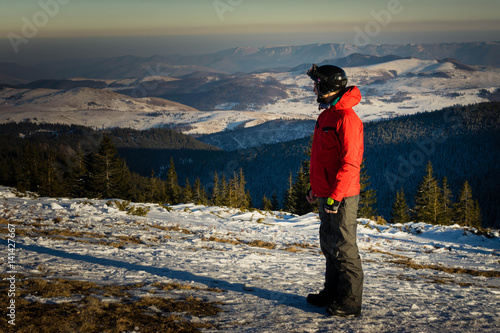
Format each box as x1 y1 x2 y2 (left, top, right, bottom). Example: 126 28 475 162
306 290 336 307
326 303 361 317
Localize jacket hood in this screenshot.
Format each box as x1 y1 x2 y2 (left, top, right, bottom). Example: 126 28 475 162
331 86 361 110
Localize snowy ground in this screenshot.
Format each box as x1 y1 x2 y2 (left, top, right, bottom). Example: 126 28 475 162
1 186 499 332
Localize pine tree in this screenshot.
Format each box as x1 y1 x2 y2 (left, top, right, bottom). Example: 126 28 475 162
245 190 253 209
193 177 208 205
290 164 315 215
165 157 181 204
236 168 249 209
271 191 279 211
211 171 222 206
440 177 454 225
283 140 314 215
39 150 62 197
215 169 251 209
227 173 237 208
128 173 147 203
18 143 39 192
117 159 133 199
358 160 377 218
87 136 131 199
283 172 295 213
68 144 89 198
262 195 273 211
414 161 443 224
220 174 228 207
454 180 482 228
146 170 166 203
182 177 194 203
391 188 410 224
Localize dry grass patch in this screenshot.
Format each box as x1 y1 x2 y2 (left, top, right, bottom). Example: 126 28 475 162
202 236 277 250
148 223 194 235
367 247 411 260
288 242 317 249
0 275 222 332
367 247 500 278
391 273 498 288
116 235 144 245
245 240 276 249
391 259 500 278
0 218 14 225
202 236 241 246
283 242 318 252
282 246 304 252
3 222 105 240
101 283 146 297
20 278 100 298
1 219 150 249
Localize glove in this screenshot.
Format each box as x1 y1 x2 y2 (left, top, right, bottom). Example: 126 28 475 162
323 197 341 213
306 184 317 204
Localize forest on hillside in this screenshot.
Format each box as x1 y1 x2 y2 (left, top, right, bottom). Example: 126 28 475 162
362 102 499 227
0 102 498 227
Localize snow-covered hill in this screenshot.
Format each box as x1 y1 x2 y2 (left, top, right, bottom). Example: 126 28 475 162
361 58 456 74
1 187 498 332
262 58 500 123
0 87 197 130
1 58 499 147
0 87 196 112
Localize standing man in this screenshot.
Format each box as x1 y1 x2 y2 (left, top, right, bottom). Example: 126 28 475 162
305 64 364 317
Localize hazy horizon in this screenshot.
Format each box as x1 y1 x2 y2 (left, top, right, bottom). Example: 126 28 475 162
2 33 499 66
1 0 499 65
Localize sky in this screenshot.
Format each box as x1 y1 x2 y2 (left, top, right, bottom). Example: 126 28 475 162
1 0 499 64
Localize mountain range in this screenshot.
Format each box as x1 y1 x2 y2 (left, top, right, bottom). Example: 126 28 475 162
1 41 499 84
1 52 498 146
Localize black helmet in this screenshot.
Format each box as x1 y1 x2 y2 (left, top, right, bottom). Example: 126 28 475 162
307 64 348 96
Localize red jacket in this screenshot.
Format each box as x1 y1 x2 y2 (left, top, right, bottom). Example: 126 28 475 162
310 86 364 201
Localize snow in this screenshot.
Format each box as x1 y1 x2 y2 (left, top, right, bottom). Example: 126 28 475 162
234 61 500 136
361 59 455 76
1 59 498 141
1 186 499 332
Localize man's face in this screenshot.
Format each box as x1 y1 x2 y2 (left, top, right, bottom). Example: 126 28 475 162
313 82 319 96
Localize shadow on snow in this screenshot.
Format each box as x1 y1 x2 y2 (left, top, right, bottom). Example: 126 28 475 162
8 240 324 315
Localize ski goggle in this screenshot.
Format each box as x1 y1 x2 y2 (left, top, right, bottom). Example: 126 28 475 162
306 64 329 83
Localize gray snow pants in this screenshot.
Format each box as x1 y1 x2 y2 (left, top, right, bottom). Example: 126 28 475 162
318 195 363 307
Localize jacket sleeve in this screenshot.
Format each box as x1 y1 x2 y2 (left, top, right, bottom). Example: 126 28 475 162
329 113 364 201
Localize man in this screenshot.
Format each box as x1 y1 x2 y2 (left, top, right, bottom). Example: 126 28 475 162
305 64 364 317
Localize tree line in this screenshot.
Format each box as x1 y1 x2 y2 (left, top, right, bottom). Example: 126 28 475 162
281 144 482 229
8 132 483 229
391 161 481 228
3 134 253 210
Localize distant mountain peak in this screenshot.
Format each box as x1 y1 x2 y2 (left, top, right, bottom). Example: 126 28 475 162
438 58 476 71
232 47 260 57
